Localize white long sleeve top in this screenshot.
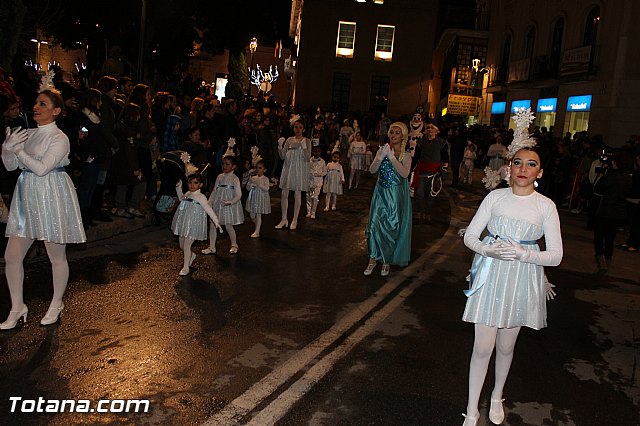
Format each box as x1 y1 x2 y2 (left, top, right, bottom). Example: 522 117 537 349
310 156 327 177
2 122 70 175
175 187 220 224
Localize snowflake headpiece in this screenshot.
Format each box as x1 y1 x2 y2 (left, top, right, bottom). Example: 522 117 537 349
506 107 537 159
223 137 236 158
250 145 263 167
180 151 198 176
289 114 301 126
39 70 58 94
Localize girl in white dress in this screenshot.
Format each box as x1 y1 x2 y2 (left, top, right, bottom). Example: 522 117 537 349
203 155 244 254
461 140 563 425
1 87 86 329
172 173 221 276
323 152 345 211
245 160 271 238
348 131 367 189
276 119 310 230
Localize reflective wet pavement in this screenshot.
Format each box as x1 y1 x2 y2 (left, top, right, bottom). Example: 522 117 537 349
0 169 637 426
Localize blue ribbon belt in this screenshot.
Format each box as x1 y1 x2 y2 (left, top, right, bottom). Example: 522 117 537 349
16 167 65 232
218 185 234 189
464 234 537 297
178 197 194 210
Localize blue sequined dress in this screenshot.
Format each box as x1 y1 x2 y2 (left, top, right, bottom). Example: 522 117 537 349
365 156 412 266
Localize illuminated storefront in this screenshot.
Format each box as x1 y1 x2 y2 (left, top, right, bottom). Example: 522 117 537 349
490 101 506 126
564 95 592 136
535 98 557 130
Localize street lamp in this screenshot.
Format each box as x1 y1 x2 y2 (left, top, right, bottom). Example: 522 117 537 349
248 37 258 98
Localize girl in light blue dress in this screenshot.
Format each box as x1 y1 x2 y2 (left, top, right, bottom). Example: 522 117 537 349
276 119 310 230
203 155 243 254
171 173 221 276
461 142 563 426
245 160 271 238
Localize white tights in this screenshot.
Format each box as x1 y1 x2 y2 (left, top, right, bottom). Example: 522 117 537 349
465 324 521 417
4 236 68 310
349 168 361 188
281 189 302 224
250 213 262 235
208 225 237 249
325 193 337 209
179 236 194 269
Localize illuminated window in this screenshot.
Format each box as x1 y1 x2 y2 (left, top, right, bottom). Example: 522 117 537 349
336 21 356 58
374 25 395 61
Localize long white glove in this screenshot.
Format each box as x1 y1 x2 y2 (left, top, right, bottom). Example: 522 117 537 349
481 240 516 261
375 145 386 161
507 237 528 261
3 127 29 151
544 275 556 300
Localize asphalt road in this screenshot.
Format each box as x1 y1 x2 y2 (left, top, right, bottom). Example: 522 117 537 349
0 169 638 426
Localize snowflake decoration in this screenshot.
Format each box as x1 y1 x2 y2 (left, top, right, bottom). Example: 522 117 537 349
507 107 538 159
289 114 301 126
227 137 236 148
39 70 56 93
180 151 192 164
250 146 259 156
482 166 502 191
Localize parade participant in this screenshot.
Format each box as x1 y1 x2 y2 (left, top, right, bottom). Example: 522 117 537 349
347 130 367 189
412 122 448 223
203 155 243 254
323 151 345 211
276 118 311 230
306 143 327 219
1 72 86 329
461 109 563 426
487 134 508 171
363 122 412 277
408 112 424 160
245 160 271 238
172 172 221 276
459 142 477 184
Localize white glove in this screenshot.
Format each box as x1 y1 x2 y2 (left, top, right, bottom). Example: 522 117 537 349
481 240 516 261
506 237 528 261
385 144 395 159
213 219 223 233
278 137 286 149
544 275 556 300
3 127 29 151
375 145 386 160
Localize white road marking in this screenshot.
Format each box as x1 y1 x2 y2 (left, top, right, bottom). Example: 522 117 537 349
203 217 460 425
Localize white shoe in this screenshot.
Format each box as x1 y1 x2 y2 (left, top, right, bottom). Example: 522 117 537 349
489 398 505 424
0 304 29 329
363 260 376 276
331 206 336 211
462 413 479 426
324 206 330 212
275 219 289 229
40 302 64 326
179 267 190 276
201 247 216 255
189 252 196 266
310 213 316 219
381 264 390 276
250 232 260 238
229 245 238 254
289 221 298 230
305 212 311 218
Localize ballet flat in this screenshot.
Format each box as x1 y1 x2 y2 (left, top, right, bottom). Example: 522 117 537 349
0 305 29 330
462 413 479 426
275 219 289 229
363 260 377 276
40 303 64 326
179 267 190 276
381 264 391 277
489 398 505 424
229 245 239 254
201 247 216 255
250 232 260 238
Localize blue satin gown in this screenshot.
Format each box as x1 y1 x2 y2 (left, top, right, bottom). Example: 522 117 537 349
366 156 412 266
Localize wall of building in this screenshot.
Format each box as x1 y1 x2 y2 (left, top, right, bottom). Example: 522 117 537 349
484 0 640 146
294 0 437 117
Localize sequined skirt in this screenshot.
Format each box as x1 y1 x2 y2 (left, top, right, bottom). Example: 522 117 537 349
172 200 209 240
6 169 86 244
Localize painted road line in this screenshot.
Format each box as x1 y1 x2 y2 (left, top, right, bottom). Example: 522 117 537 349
246 230 459 425
204 195 461 426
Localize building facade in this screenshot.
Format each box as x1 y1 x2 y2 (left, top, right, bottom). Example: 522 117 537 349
289 0 438 117
482 0 640 146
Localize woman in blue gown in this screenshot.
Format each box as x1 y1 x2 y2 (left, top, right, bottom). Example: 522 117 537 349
363 122 412 277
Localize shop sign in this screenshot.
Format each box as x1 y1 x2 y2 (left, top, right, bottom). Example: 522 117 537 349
510 99 531 114
559 46 591 76
446 94 480 116
536 98 557 113
491 102 506 114
567 95 592 111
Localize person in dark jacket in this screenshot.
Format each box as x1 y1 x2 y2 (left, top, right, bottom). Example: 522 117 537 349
592 150 633 274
